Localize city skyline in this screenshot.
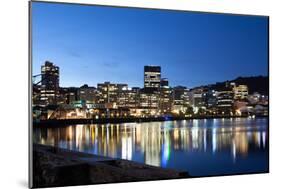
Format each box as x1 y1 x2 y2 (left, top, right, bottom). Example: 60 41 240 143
31 3 269 187
35 61 267 90
32 2 268 88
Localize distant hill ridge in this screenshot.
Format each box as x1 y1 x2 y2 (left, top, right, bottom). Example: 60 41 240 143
203 76 269 95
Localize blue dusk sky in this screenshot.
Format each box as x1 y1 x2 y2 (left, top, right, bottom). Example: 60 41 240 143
31 2 268 88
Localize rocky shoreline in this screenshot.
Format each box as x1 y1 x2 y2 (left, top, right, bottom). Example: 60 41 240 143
32 144 190 188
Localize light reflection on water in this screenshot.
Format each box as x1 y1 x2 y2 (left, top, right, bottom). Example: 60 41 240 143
34 118 268 176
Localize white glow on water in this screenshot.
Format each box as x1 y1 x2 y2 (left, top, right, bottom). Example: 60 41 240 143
262 131 266 148
212 128 217 153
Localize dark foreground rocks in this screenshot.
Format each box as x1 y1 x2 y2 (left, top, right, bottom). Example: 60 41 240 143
32 144 189 188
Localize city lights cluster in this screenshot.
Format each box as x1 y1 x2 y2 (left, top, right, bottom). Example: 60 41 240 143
32 61 268 120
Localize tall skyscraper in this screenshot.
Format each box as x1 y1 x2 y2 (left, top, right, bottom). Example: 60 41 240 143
159 78 172 113
144 66 161 90
40 61 59 106
172 86 189 114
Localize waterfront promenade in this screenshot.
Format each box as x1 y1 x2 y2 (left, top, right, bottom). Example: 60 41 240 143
33 115 267 127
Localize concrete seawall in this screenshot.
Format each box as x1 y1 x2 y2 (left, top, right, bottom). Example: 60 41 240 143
32 144 189 188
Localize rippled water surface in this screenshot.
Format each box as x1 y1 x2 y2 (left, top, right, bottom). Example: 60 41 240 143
34 118 269 176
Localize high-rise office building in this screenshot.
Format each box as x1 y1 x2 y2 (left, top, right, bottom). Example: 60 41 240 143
159 78 172 113
141 66 161 115
40 61 59 106
139 88 159 111
216 87 234 115
79 84 98 102
144 66 161 90
189 87 205 108
172 86 189 114
97 82 128 105
205 89 217 108
118 87 140 108
233 85 249 100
